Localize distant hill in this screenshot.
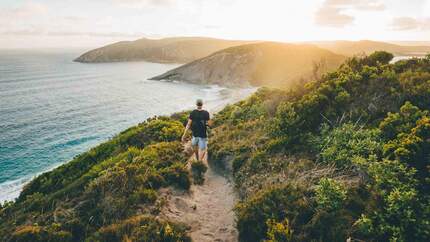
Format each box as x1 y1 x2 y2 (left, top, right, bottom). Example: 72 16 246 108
311 40 430 56
387 41 430 46
74 37 252 63
150 42 346 87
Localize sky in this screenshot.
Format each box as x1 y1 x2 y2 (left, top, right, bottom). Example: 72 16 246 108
0 0 429 49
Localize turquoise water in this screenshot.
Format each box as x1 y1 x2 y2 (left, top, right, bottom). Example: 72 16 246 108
0 49 254 202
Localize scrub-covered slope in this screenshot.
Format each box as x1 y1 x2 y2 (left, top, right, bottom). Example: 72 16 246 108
74 37 251 63
0 116 194 241
1 51 429 242
150 42 346 87
209 52 430 242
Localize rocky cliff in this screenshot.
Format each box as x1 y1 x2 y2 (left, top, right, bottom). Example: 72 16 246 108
150 42 346 87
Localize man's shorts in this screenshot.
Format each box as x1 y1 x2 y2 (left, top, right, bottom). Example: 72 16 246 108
191 136 208 150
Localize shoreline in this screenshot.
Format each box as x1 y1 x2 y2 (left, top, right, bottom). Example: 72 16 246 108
0 86 257 203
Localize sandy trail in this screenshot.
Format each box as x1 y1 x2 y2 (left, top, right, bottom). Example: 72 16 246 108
159 144 238 242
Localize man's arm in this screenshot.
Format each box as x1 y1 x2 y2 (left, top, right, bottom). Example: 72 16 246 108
207 112 213 127
182 119 192 142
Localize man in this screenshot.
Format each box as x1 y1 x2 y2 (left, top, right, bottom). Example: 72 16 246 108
182 99 212 162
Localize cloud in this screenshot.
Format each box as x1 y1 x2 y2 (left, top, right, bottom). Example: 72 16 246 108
390 17 430 31
63 16 88 23
204 25 221 30
315 0 385 27
0 2 49 32
0 2 132 39
325 0 385 11
0 2 48 19
0 30 144 38
112 0 174 8
315 6 355 27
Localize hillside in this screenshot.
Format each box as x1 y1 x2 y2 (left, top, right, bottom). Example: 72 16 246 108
0 117 196 241
74 38 430 64
150 42 346 87
74 37 252 63
312 40 430 56
209 52 430 241
1 52 429 242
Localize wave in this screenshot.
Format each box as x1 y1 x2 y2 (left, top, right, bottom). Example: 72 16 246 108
0 176 33 203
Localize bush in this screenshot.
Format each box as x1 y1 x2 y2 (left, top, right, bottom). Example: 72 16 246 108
379 101 428 140
160 163 191 190
265 218 293 242
170 111 192 126
119 119 183 149
366 51 394 65
315 178 347 212
10 225 72 242
317 123 383 169
235 185 311 242
350 104 430 241
129 188 158 205
89 216 191 242
191 161 208 185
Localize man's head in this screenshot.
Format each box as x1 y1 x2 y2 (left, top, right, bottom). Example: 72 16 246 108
196 99 203 109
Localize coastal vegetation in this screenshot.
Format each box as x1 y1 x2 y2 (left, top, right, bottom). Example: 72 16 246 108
0 117 192 241
210 52 430 241
1 51 429 241
74 37 251 63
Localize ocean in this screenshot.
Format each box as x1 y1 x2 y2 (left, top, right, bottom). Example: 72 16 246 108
0 49 255 202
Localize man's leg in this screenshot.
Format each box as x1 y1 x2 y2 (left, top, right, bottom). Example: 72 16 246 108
198 138 208 163
191 137 199 161
198 148 205 162
194 146 199 161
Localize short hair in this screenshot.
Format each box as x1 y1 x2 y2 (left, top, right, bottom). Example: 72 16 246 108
196 99 203 106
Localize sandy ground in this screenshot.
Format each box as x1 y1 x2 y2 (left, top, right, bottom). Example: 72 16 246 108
159 143 238 242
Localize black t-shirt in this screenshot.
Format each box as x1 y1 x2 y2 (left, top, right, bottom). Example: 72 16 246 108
189 109 210 138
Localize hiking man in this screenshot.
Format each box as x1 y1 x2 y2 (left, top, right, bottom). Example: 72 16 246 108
182 99 212 162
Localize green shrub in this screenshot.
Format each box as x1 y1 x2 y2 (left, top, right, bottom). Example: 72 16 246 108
129 188 158 205
10 225 72 242
235 184 312 242
89 216 190 242
379 101 428 140
317 123 382 168
366 51 394 65
169 111 191 125
265 218 293 242
118 119 183 149
315 178 347 212
350 105 430 241
160 163 191 190
191 160 208 185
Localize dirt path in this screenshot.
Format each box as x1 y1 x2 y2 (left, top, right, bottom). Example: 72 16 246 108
159 145 238 242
